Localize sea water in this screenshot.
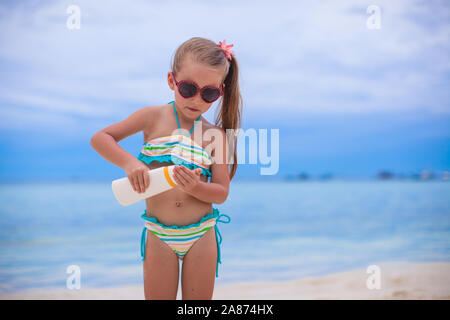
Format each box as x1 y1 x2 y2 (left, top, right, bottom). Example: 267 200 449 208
0 180 449 292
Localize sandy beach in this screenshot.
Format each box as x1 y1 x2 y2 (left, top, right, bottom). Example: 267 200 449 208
1 261 449 300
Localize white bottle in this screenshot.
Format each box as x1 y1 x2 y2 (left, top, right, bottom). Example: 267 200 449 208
111 165 178 206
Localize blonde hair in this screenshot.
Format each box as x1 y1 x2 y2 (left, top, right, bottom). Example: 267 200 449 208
170 37 243 181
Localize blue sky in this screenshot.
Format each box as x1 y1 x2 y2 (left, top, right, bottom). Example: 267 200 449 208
0 0 449 181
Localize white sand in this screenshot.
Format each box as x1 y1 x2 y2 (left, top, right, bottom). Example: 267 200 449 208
1 261 449 300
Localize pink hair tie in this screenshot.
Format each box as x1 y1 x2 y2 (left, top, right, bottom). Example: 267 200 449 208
218 40 234 60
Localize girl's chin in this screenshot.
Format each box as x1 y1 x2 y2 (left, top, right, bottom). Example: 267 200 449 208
181 109 201 120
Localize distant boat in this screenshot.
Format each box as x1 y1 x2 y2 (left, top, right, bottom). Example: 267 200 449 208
410 173 421 180
284 174 297 181
420 170 435 180
297 172 309 180
318 173 333 180
377 171 394 179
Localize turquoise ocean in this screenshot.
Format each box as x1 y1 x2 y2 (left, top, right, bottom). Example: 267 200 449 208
0 180 449 293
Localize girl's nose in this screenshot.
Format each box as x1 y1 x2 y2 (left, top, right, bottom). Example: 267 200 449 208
191 94 204 108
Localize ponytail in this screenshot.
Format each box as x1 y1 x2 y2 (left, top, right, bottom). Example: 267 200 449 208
216 55 243 181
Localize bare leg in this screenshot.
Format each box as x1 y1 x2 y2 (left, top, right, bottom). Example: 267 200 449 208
181 228 217 300
143 230 180 300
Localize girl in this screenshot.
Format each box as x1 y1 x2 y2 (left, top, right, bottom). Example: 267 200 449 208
90 37 243 300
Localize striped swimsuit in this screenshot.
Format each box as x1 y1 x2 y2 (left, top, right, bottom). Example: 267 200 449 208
138 101 230 278
138 134 213 177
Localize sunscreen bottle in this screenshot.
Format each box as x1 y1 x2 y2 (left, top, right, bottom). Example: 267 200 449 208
112 165 177 206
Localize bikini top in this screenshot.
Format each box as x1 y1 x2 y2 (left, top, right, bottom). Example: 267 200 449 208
137 101 212 177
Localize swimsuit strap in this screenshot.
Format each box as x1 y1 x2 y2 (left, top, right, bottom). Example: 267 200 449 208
213 209 231 277
170 101 201 137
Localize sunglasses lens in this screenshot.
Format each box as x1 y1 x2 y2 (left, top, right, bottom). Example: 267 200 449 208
202 88 221 103
179 82 197 98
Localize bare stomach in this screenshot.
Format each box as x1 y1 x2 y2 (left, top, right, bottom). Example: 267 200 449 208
143 161 212 226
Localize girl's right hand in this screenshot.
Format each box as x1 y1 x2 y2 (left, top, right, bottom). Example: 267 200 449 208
124 160 150 193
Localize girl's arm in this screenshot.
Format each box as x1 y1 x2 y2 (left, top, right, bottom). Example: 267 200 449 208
185 128 230 204
90 107 155 169
186 181 228 204
90 107 158 193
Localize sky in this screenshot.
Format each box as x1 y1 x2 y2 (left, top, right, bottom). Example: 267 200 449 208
0 0 449 181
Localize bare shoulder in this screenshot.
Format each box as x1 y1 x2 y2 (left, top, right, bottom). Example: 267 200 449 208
140 104 164 125
95 104 163 142
209 123 226 139
201 119 224 134
139 104 167 138
202 121 227 149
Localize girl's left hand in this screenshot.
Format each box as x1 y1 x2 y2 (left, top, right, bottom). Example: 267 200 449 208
172 165 202 192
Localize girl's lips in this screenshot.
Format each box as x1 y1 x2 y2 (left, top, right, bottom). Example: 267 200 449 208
187 107 199 111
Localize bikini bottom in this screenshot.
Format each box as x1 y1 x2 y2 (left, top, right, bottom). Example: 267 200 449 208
140 207 231 277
